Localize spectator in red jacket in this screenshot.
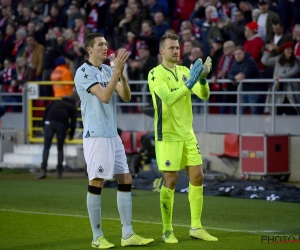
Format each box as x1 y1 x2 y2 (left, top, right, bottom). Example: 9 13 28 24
244 21 265 71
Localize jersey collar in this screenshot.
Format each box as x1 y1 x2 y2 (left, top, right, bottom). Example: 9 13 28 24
85 60 102 71
161 64 178 82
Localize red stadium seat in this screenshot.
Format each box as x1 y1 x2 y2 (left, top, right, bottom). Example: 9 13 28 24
120 131 134 154
134 131 147 153
210 134 239 174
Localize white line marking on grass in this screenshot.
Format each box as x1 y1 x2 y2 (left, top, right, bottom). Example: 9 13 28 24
0 208 280 234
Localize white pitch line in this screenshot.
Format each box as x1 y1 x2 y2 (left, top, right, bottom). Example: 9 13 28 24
0 208 280 234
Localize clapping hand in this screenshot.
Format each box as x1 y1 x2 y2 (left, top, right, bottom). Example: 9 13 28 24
185 59 204 89
199 56 212 79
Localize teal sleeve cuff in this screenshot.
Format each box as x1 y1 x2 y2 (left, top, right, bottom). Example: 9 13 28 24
199 78 207 85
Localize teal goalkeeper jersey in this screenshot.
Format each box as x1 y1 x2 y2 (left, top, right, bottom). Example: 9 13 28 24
148 64 210 141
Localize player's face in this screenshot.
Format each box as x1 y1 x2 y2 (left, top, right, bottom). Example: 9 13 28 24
160 39 180 63
88 37 108 60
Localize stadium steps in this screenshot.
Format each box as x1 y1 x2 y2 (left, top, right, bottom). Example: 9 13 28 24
1 144 82 170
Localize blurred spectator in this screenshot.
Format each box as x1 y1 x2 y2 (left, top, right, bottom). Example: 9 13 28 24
243 22 265 71
153 11 170 41
67 2 82 28
106 0 126 49
147 0 167 19
207 9 230 46
238 1 254 23
18 5 32 27
0 57 20 114
220 0 238 22
293 24 300 59
189 0 212 21
1 22 16 60
125 2 143 35
127 41 157 81
23 34 45 79
227 46 265 114
256 0 280 42
51 56 74 98
252 9 261 22
180 28 202 56
15 56 36 84
0 6 12 36
134 19 158 57
57 28 84 74
127 41 157 113
211 40 236 114
0 57 16 92
26 21 45 46
57 0 69 13
125 31 136 58
262 42 300 115
42 3 68 29
74 16 91 44
210 37 224 78
181 40 193 67
191 5 216 57
209 36 224 113
180 20 193 33
41 27 61 98
226 10 246 46
86 0 109 34
12 28 27 59
266 20 293 57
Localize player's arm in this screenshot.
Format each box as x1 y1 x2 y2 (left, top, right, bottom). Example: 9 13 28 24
191 57 211 100
90 49 129 104
148 61 204 107
115 69 131 102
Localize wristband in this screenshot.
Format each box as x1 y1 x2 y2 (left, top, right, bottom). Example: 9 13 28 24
199 78 207 85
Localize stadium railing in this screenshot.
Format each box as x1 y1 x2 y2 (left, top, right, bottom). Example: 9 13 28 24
1 79 299 144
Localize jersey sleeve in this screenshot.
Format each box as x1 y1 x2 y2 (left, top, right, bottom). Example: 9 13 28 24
148 67 189 107
74 65 99 93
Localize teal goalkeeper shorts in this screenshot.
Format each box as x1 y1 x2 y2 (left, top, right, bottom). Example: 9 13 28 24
155 133 203 171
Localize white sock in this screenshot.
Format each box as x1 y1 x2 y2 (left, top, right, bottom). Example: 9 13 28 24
117 191 134 239
87 192 103 241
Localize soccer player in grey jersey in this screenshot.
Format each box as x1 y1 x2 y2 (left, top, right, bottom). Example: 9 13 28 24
74 33 154 249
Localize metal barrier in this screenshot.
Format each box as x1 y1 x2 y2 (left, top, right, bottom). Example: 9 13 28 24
26 81 83 144
18 79 300 143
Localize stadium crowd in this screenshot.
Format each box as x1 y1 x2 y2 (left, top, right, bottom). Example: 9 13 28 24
0 0 300 116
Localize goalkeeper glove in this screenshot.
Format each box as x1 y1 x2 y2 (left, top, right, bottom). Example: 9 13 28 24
199 56 212 79
185 59 204 89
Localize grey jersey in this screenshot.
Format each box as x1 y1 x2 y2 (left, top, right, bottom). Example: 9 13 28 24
74 61 118 138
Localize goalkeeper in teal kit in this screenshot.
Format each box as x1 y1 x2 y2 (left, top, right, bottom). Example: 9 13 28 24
148 33 218 243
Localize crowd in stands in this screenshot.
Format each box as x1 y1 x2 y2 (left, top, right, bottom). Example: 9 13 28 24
0 0 300 117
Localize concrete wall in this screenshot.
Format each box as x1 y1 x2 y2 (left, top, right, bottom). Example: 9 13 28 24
195 133 300 182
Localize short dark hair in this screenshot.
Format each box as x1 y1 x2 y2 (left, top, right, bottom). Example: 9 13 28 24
272 20 282 26
84 33 104 52
160 33 179 48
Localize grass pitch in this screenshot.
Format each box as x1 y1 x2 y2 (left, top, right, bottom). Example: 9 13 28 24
0 170 299 250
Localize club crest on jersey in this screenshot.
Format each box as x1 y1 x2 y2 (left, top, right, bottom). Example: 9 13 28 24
98 166 104 173
165 160 171 167
182 75 188 82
